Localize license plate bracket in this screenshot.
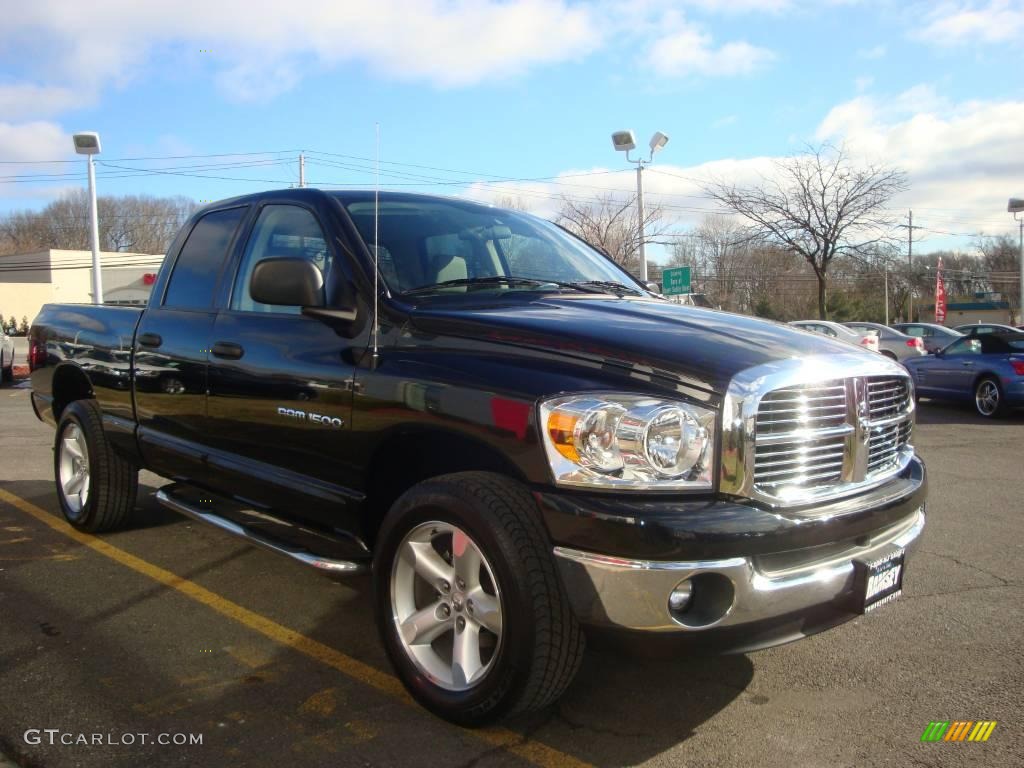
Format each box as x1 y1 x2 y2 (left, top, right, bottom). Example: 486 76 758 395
853 549 905 614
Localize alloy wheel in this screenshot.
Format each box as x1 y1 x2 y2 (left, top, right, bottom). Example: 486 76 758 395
58 423 91 516
976 380 999 417
390 521 503 691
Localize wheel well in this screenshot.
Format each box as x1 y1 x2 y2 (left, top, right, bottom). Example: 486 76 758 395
51 364 94 419
362 429 527 547
972 372 1000 391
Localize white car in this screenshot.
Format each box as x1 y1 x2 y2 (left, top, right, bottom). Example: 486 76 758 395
1 329 14 382
789 320 880 353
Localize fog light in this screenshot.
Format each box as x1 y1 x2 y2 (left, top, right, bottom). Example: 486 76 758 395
668 579 693 613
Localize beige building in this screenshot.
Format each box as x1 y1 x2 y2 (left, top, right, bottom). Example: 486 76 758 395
0 249 165 325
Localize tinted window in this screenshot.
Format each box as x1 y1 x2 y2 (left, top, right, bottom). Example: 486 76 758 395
164 208 246 309
979 336 1010 354
231 205 330 313
944 338 981 355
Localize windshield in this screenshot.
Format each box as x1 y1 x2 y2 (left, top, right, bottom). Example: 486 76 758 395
341 197 643 296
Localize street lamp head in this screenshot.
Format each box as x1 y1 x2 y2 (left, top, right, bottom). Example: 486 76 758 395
72 132 101 155
649 131 669 154
611 130 636 152
1008 198 1024 213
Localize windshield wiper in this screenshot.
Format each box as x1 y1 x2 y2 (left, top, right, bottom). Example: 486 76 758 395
399 276 591 297
568 280 645 296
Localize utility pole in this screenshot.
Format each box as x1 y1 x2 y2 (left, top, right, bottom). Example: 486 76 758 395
636 164 647 282
907 210 913 321
884 265 889 326
898 210 921 322
299 153 306 188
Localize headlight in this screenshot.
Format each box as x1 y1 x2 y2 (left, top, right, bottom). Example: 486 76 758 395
539 394 715 489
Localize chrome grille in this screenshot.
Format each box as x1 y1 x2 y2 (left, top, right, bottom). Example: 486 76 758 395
866 377 911 421
755 381 846 434
748 374 914 503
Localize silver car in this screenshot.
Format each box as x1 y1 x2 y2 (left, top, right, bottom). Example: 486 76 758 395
1 328 14 383
891 323 964 355
844 322 926 362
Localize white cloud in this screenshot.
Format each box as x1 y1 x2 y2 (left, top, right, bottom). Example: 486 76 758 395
0 121 69 162
468 88 1023 249
816 89 1024 235
916 1 1024 46
671 0 792 11
0 0 602 102
0 121 76 202
0 84 89 120
647 14 776 78
856 44 887 59
855 76 874 92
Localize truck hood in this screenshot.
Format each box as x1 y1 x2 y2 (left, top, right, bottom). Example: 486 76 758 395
408 296 861 397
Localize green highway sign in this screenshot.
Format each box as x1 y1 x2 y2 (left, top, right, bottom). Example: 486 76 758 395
661 266 691 296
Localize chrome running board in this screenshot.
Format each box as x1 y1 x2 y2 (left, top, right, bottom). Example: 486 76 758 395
156 487 367 575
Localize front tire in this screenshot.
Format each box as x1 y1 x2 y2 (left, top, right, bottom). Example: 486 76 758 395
974 376 1005 419
54 400 138 531
373 472 584 726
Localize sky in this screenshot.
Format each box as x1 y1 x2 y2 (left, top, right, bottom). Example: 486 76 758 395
1 0 1022 261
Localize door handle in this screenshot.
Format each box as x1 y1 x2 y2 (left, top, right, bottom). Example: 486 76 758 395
212 341 244 360
138 332 162 348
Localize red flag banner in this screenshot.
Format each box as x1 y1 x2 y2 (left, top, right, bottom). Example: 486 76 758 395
935 257 947 323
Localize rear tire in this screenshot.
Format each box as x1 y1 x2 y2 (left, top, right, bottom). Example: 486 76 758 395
373 471 585 726
974 376 1005 419
54 399 138 531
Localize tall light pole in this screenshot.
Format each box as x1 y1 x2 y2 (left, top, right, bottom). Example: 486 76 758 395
611 129 669 283
73 132 103 304
1009 198 1024 325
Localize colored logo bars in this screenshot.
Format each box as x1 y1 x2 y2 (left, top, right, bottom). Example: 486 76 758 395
921 721 997 742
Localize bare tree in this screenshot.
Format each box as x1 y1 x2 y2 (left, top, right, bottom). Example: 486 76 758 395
977 234 1022 316
0 191 196 256
704 144 908 319
556 192 668 276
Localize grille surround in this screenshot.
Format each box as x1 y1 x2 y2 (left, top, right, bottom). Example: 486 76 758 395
721 354 916 510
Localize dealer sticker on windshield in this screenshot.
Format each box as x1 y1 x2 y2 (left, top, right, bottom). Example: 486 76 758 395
854 549 905 614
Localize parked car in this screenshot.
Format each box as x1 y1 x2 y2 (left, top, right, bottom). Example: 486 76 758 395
789 320 880 353
1 326 13 382
953 322 1020 335
29 189 926 725
844 322 925 362
903 331 1024 417
891 323 963 354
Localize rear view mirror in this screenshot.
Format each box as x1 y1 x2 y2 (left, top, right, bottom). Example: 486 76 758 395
250 258 324 307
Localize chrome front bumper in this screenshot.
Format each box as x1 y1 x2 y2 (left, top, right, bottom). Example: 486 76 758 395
554 507 925 633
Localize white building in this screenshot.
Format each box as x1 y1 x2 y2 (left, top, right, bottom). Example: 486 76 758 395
0 249 165 325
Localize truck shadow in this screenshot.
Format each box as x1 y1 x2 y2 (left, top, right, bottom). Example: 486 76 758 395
0 478 753 768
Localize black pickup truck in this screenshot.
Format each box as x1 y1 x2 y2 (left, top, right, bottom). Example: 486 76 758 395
29 189 926 725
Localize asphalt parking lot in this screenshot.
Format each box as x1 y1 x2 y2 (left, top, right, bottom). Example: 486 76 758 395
0 381 1021 768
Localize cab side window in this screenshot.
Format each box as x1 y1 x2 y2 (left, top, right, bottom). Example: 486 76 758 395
231 205 331 313
163 207 246 310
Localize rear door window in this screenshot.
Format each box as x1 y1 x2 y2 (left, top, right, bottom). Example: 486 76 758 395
164 208 246 310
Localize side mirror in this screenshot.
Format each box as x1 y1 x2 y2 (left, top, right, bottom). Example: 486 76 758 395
644 281 661 294
250 258 324 307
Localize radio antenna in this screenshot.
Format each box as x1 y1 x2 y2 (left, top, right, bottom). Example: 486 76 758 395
372 122 380 368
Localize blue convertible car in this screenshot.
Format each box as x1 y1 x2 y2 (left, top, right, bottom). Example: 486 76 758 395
904 331 1024 418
